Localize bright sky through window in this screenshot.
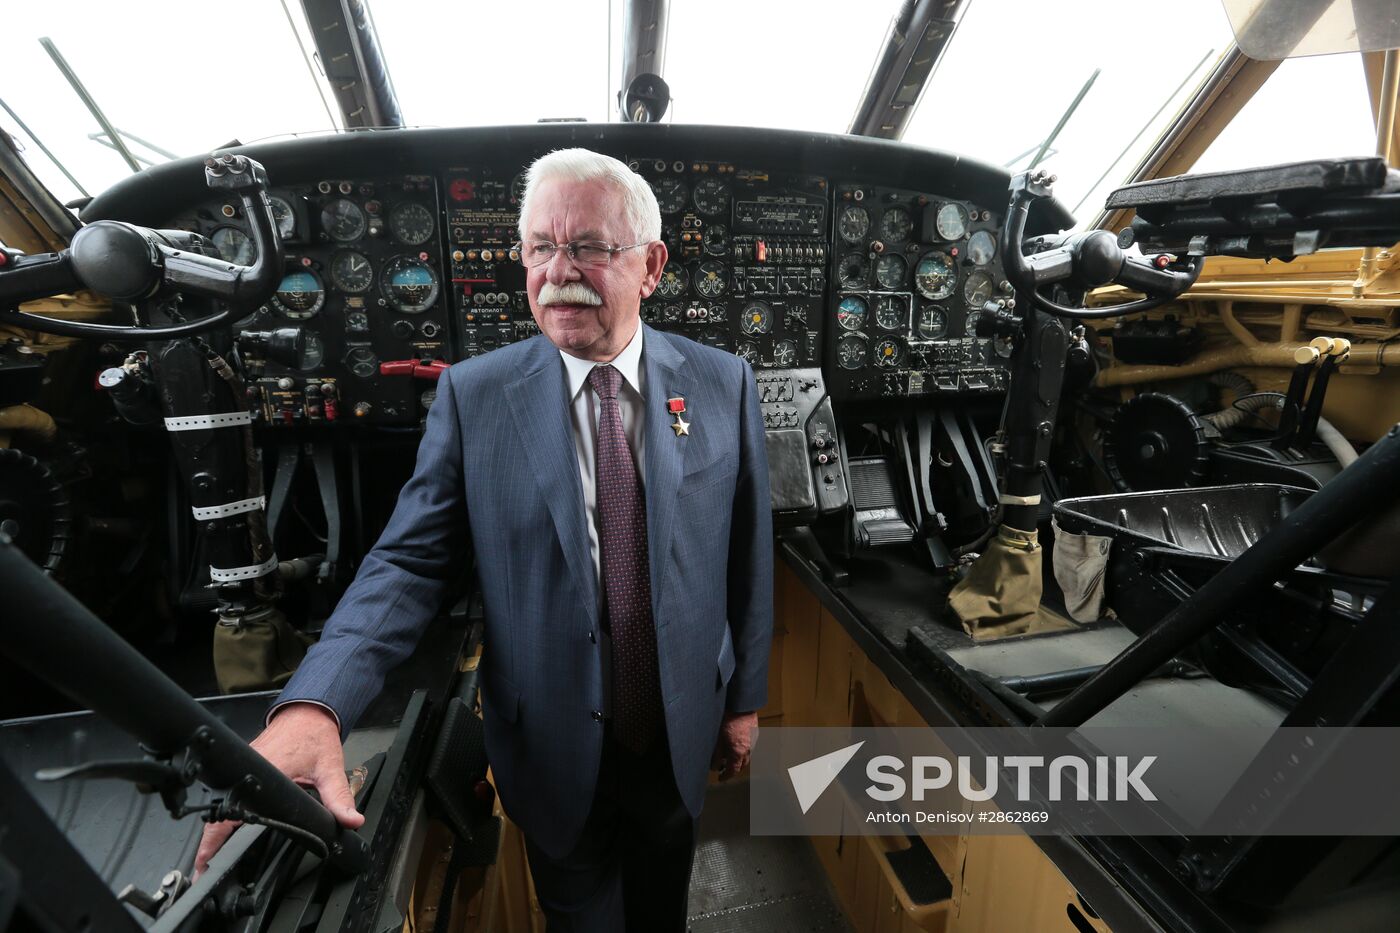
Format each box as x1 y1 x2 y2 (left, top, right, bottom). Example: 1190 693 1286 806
0 0 1387 223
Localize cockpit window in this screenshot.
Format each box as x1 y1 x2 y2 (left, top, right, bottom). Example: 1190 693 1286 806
374 0 620 125
1191 52 1378 175
901 0 1238 224
0 0 1385 226
0 1 338 204
662 0 903 131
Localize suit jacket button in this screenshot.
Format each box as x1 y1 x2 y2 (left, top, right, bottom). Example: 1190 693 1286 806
588 630 596 643
591 710 603 722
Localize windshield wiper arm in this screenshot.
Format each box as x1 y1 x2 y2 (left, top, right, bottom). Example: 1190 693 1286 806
89 127 179 165
40 37 142 173
1028 68 1100 170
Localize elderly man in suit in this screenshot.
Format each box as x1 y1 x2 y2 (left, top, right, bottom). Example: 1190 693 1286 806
197 148 774 931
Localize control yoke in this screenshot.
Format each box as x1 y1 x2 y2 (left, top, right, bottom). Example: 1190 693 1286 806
1000 170 1203 320
0 153 283 340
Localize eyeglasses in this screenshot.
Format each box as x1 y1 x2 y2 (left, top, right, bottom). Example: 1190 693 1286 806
516 239 648 269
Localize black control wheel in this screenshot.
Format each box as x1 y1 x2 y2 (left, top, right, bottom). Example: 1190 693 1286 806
0 154 283 341
1000 170 1203 319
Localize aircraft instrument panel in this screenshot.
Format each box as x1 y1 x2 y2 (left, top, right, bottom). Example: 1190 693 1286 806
104 127 1052 433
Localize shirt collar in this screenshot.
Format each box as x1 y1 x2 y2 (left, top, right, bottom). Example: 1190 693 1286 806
559 322 645 401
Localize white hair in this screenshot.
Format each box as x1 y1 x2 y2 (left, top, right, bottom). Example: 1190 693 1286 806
516 148 662 244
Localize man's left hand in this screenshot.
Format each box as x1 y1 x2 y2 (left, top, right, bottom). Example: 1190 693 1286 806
711 710 759 780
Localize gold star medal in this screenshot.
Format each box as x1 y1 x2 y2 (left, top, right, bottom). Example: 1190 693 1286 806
667 397 690 436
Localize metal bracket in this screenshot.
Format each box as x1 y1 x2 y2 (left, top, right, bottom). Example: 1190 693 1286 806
163 411 252 432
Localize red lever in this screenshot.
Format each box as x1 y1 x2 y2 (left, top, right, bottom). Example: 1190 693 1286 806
378 359 449 380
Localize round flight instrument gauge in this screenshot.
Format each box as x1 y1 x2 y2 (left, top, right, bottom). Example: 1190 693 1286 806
965 309 985 338
740 301 772 335
694 261 728 298
875 296 906 330
707 304 728 324
967 229 997 265
914 252 956 300
662 304 683 323
381 257 440 313
880 207 913 243
651 178 687 214
211 227 254 265
271 270 325 319
773 339 798 367
293 333 325 372
838 206 870 244
993 335 1015 358
656 262 688 298
692 177 731 216
330 250 373 293
838 254 868 289
874 254 907 290
837 334 868 370
268 196 296 239
703 223 729 257
873 337 903 369
321 198 367 242
346 346 378 379
836 296 868 332
389 202 435 245
935 202 969 241
963 270 994 308
734 341 760 366
917 307 948 340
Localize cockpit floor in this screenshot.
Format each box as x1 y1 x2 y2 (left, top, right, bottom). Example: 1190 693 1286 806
688 779 852 932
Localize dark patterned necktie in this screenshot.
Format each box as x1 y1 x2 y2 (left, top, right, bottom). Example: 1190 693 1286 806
587 364 662 754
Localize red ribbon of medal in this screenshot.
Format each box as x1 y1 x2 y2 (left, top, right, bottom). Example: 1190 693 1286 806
667 397 690 436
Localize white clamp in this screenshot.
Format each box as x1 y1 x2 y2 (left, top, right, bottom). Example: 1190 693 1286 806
164 411 252 432
209 553 279 583
191 495 266 521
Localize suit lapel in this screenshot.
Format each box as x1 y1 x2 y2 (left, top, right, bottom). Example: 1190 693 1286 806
641 326 692 626
505 340 599 629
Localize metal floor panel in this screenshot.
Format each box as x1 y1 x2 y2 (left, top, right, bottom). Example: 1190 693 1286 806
687 780 852 932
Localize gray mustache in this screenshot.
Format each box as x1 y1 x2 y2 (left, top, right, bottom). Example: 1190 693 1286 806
539 282 603 306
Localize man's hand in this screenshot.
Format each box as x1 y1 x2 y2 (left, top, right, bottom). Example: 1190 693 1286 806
193 703 364 878
710 710 759 781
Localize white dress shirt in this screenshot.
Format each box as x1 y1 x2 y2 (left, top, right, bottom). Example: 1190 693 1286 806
557 322 647 718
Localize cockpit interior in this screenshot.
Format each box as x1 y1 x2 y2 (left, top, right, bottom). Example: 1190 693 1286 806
2 1 1400 931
